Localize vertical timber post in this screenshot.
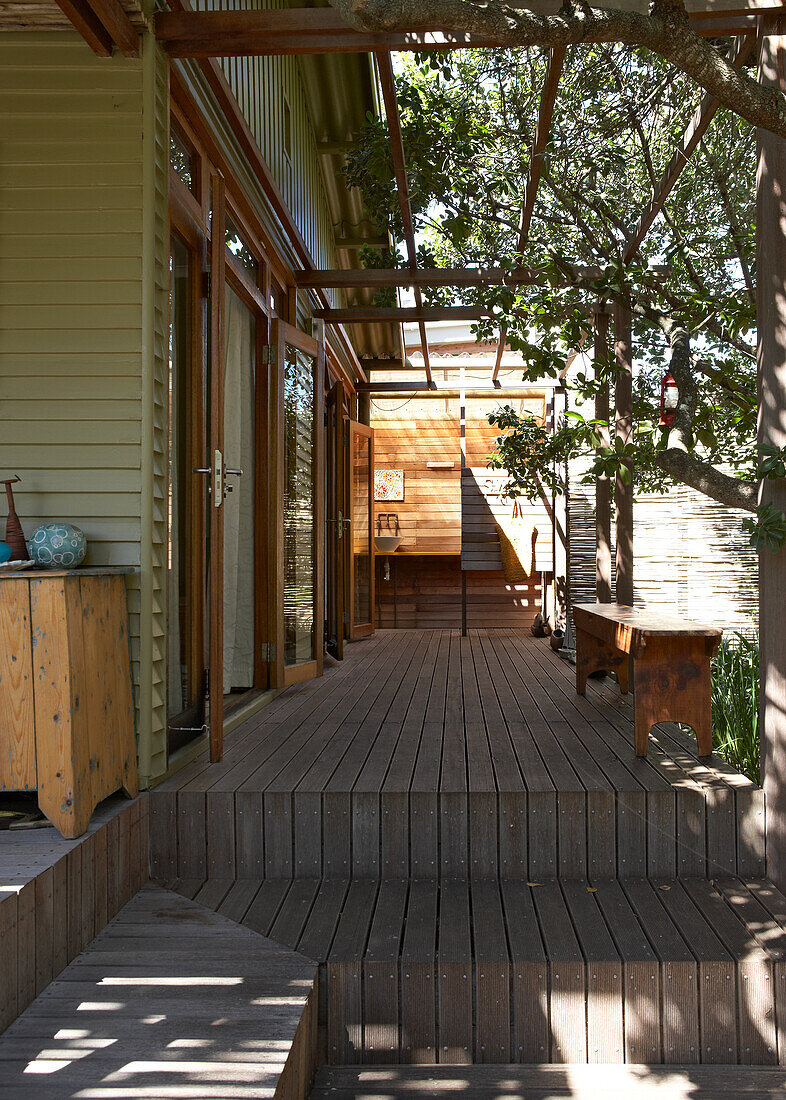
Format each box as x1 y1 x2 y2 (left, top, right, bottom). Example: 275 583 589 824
613 302 634 606
552 386 569 629
594 307 612 603
460 367 467 636
758 15 786 889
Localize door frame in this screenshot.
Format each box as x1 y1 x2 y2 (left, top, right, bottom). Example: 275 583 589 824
326 380 346 660
348 420 375 640
270 319 325 689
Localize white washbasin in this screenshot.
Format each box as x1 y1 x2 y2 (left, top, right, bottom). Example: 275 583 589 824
374 534 402 553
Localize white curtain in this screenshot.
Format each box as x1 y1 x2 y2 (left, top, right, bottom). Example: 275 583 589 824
223 287 256 691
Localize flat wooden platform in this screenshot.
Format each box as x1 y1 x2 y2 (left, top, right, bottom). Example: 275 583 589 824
311 1064 786 1098
168 874 786 1067
0 884 318 1098
151 630 764 881
0 793 147 1034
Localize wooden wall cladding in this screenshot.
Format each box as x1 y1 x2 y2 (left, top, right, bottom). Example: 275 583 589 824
0 794 147 1034
372 419 461 554
375 556 542 630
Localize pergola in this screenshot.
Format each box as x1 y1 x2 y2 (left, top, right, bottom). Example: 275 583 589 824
46 0 786 889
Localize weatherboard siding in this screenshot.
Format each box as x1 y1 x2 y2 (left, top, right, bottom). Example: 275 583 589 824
0 32 169 785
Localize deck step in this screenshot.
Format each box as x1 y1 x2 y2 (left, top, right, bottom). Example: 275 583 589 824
167 875 786 1067
150 633 765 883
0 883 318 1098
311 1064 786 1097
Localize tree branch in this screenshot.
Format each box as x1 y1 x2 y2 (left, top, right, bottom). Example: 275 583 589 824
329 0 786 138
654 448 757 510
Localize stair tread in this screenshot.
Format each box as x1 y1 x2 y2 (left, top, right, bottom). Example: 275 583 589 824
166 875 786 965
311 1064 786 1097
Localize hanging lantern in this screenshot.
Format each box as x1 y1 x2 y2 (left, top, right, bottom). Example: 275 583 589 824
659 371 679 427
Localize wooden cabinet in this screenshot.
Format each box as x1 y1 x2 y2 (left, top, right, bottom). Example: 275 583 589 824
0 568 138 838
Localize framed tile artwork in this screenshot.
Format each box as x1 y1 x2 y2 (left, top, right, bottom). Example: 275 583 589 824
374 469 404 502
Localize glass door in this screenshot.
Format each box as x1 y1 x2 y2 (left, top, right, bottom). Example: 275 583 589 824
349 421 375 639
221 283 256 701
270 319 325 688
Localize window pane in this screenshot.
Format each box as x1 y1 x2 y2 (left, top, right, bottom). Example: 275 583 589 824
223 285 256 692
226 215 259 278
284 345 316 666
170 129 195 192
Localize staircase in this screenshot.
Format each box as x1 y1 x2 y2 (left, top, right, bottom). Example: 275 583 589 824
150 631 786 1077
167 872 786 1069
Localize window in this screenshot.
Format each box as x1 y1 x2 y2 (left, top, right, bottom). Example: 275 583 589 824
169 127 197 194
225 214 259 279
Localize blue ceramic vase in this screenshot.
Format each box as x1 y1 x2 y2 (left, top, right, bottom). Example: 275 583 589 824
0 542 11 564
28 524 87 569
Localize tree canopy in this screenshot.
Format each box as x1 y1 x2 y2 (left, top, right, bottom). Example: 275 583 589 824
343 39 786 548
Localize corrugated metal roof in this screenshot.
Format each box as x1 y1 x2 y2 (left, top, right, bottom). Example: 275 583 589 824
296 2 401 359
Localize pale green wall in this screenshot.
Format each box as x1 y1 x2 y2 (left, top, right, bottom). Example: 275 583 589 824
0 31 169 786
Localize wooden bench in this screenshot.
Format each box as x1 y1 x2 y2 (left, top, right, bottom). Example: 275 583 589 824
573 602 722 757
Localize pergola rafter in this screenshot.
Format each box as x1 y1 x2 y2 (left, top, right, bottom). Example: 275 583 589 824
154 6 765 57
314 305 491 323
294 266 600 288
376 50 432 385
54 0 139 56
156 3 761 396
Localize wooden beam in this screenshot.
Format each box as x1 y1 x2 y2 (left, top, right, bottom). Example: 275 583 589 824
357 381 433 392
517 46 566 251
85 0 138 55
624 32 755 263
155 6 768 57
53 0 113 55
295 266 592 288
376 50 432 384
314 305 490 323
358 383 551 396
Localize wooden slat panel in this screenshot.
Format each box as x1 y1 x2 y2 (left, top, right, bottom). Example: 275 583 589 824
364 879 408 1063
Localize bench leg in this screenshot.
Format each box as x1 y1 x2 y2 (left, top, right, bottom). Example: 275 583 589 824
576 627 629 696
633 641 713 758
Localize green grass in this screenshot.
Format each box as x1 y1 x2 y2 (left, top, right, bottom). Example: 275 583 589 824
710 634 760 784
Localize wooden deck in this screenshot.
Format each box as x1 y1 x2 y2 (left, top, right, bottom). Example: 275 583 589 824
0 884 318 1098
150 630 765 882
168 874 786 1068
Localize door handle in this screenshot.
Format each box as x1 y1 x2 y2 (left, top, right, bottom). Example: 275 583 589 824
226 468 243 476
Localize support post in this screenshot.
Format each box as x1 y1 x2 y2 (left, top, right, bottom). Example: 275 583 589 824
758 16 786 890
552 387 569 628
594 308 612 603
613 302 633 606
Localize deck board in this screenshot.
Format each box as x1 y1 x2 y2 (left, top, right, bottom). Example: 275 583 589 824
0 885 317 1098
151 631 763 880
